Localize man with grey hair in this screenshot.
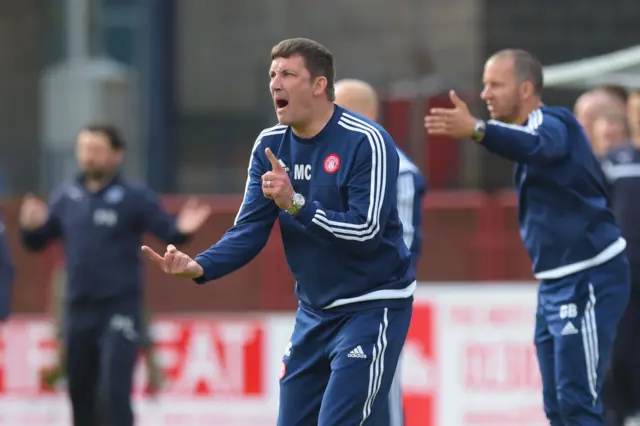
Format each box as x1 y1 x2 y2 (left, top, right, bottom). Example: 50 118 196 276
335 78 428 426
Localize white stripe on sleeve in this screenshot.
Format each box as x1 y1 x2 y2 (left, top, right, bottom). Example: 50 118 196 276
311 113 387 241
487 108 543 134
396 172 415 250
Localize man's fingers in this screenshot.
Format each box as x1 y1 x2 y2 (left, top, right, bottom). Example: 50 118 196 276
142 245 196 275
25 193 45 204
22 193 45 209
23 192 38 202
424 116 443 124
262 171 278 181
197 204 212 220
265 148 283 171
449 90 467 110
424 116 449 129
141 246 166 265
424 117 450 134
426 128 451 136
262 171 285 191
429 108 456 116
425 114 451 121
177 254 190 272
426 127 449 135
182 197 199 210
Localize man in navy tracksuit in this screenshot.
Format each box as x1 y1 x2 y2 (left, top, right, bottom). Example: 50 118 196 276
19 124 211 426
0 212 15 321
143 38 415 426
334 78 428 426
601 135 640 425
425 49 630 426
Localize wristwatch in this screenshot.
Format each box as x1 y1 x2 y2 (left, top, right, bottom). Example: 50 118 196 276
472 120 486 142
286 193 306 216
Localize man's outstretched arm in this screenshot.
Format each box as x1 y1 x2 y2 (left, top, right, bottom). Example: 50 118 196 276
142 138 280 282
481 111 569 164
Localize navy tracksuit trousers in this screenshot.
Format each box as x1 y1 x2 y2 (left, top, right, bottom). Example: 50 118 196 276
535 254 630 426
63 295 141 426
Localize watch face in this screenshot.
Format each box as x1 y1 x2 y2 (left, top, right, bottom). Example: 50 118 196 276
294 193 305 206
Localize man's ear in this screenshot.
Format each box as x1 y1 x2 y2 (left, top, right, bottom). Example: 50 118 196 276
520 80 535 100
314 76 328 97
113 150 125 166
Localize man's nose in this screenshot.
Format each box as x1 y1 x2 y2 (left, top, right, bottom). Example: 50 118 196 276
270 76 283 90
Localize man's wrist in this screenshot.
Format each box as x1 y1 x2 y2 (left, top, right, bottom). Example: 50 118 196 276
472 119 486 142
193 262 204 278
293 199 316 226
285 193 305 216
191 258 208 284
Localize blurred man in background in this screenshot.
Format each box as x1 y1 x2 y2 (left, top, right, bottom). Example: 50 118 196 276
628 90 640 147
19 123 211 426
334 78 428 426
574 88 627 157
599 94 640 426
43 263 164 398
598 84 629 108
593 112 632 156
0 209 14 322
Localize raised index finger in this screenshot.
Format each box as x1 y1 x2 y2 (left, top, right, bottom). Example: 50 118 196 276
141 245 166 266
265 147 283 171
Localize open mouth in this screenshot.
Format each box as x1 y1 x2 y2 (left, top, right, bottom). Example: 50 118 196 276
275 99 289 110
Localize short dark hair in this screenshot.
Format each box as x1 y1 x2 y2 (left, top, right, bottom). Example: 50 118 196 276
598 84 629 104
492 49 544 95
271 38 336 101
81 123 126 151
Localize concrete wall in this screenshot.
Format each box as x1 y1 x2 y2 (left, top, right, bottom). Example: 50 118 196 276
175 0 485 114
0 0 42 194
174 0 486 192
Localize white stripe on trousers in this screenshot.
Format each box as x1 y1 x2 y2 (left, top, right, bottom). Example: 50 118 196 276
388 360 404 426
580 283 599 405
361 308 389 425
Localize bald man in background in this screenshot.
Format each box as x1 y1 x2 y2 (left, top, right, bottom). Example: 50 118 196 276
574 89 627 158
335 79 428 426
